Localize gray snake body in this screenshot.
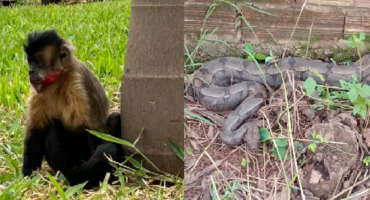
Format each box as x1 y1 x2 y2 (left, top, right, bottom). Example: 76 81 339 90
193 54 370 149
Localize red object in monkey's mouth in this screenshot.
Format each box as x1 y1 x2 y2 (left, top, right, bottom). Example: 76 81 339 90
42 72 60 86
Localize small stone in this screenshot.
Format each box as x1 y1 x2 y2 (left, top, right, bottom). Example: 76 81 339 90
309 170 322 184
303 108 315 119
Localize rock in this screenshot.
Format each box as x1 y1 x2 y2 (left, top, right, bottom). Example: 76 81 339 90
326 110 338 121
303 108 315 119
300 115 359 199
362 128 370 148
309 170 322 184
336 113 357 127
312 116 321 124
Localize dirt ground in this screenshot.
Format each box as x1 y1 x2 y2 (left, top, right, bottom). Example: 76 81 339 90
184 72 370 200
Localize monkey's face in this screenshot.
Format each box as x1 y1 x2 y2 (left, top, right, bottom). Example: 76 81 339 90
27 48 65 93
24 30 74 93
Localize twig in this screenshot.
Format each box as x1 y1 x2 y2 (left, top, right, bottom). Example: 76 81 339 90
189 131 220 173
351 123 370 156
329 174 370 200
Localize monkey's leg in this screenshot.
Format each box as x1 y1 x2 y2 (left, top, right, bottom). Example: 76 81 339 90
106 112 124 161
22 128 45 177
106 112 122 139
63 142 119 188
64 113 124 188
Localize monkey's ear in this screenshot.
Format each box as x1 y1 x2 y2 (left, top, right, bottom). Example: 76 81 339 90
59 44 73 65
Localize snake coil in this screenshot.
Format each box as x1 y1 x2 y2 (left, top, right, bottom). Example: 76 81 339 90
192 55 370 149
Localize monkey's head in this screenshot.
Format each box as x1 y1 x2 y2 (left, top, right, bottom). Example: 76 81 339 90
24 30 75 93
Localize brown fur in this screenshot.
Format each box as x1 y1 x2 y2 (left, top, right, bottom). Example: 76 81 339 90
40 46 55 66
26 62 90 131
22 30 121 188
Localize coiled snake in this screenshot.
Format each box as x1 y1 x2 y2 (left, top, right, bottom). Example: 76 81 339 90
192 54 370 150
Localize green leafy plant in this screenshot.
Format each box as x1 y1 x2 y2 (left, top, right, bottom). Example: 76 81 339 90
304 77 317 98
259 127 271 142
363 156 370 166
346 31 366 78
294 141 307 168
244 42 266 61
294 141 306 155
273 138 290 161
241 158 247 167
304 75 370 119
260 128 291 161
308 131 327 152
185 146 193 156
265 49 278 65
210 180 242 200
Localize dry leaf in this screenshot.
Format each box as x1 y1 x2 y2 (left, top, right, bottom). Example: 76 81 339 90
207 126 215 138
190 140 199 151
201 176 211 200
186 160 224 185
309 170 322 184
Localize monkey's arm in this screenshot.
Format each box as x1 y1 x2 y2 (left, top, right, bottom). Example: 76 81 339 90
22 128 45 176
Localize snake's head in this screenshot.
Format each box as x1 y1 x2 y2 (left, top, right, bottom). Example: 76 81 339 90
246 142 259 152
244 124 260 152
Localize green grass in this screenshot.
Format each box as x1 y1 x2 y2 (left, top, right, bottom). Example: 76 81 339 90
0 1 184 199
0 1 129 110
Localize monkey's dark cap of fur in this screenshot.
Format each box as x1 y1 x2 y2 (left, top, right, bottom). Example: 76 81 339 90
24 29 64 56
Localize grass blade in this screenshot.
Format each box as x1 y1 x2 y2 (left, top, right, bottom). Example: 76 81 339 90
87 130 160 172
184 110 214 125
168 139 184 161
243 3 278 16
64 181 87 199
46 172 67 200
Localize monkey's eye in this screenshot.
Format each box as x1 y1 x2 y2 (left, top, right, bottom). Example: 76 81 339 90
33 59 42 66
59 53 66 60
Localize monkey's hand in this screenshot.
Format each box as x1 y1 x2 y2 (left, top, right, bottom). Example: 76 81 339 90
93 143 118 162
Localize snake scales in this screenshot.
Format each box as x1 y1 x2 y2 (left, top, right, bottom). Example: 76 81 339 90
192 54 370 150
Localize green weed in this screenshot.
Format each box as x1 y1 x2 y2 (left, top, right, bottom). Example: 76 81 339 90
304 75 370 119
307 131 327 152
347 31 366 78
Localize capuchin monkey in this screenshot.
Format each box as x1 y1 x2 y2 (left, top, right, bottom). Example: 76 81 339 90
22 29 123 189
